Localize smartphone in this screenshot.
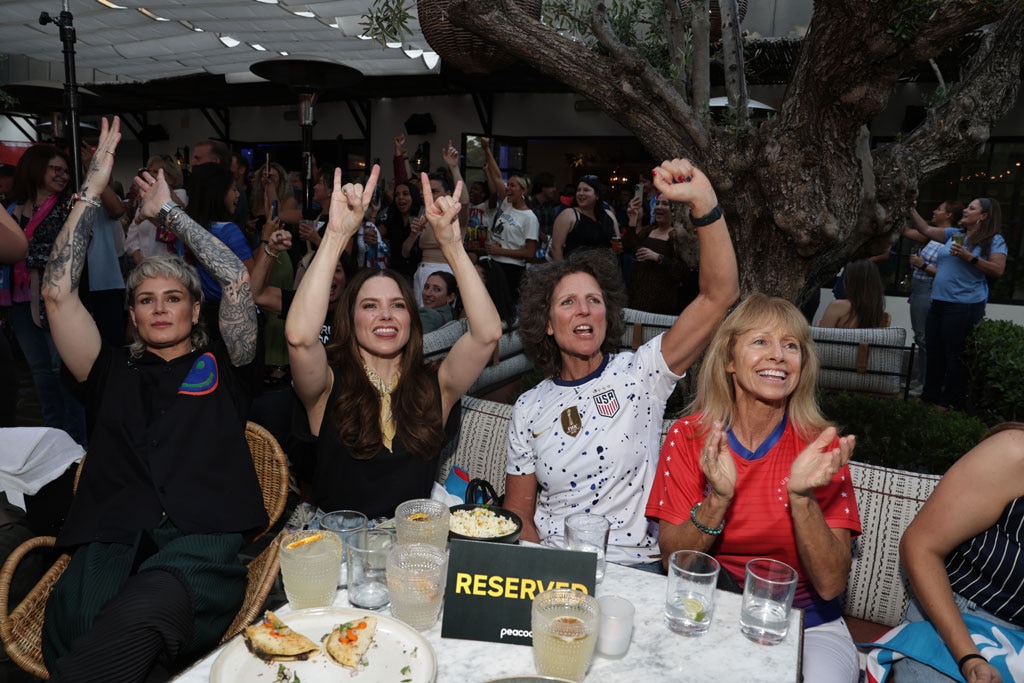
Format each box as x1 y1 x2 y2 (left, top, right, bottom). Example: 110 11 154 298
634 182 644 202
271 199 279 221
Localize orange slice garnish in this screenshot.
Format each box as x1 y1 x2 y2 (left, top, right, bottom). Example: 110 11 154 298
286 533 322 549
407 512 430 522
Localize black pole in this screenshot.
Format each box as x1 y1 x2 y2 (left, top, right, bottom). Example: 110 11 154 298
40 2 83 189
298 91 318 218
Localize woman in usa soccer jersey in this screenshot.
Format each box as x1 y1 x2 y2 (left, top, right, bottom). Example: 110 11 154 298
646 293 861 683
504 158 738 569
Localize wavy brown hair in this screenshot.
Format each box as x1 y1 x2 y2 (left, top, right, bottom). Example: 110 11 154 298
517 249 627 378
966 197 1002 258
325 268 443 461
691 293 831 441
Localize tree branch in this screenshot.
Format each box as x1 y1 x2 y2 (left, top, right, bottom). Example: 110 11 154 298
589 1 710 150
689 0 711 108
719 0 748 125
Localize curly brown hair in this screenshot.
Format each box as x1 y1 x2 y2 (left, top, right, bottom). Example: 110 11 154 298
325 268 443 461
517 249 627 378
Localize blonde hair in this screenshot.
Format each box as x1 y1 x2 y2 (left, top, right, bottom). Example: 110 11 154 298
691 293 831 441
147 155 183 189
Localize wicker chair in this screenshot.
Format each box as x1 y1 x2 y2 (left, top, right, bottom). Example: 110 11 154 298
0 421 290 679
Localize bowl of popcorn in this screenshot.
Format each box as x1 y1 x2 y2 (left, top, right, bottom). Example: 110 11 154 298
448 504 523 544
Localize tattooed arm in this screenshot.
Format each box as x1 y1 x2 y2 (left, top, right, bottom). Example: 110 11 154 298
41 118 121 381
135 169 258 367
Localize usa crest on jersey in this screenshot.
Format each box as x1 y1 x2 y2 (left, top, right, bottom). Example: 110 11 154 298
593 389 620 418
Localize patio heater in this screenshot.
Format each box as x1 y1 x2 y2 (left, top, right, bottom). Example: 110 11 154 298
250 58 362 215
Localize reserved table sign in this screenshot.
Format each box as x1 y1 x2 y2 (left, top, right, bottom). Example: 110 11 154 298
441 540 597 646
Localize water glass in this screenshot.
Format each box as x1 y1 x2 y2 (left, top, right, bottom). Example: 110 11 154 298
664 550 720 636
346 528 396 610
596 595 635 658
386 543 449 631
279 529 343 609
319 509 368 589
739 558 798 645
564 513 610 583
531 589 600 683
395 498 450 550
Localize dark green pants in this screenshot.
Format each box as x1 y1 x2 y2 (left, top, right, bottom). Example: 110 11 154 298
42 518 245 681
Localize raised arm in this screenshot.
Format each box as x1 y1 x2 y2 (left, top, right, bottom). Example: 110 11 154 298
480 138 505 207
251 217 292 315
441 141 470 226
286 165 380 434
907 207 950 243
424 174 502 422
900 428 1024 683
135 169 257 367
42 117 120 381
653 159 739 375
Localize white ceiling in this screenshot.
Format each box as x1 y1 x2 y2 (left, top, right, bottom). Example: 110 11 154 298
0 0 439 85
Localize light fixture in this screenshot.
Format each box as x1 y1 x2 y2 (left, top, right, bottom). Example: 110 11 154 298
219 35 241 48
403 45 423 59
179 20 203 32
95 0 127 8
279 51 290 56
422 51 440 69
292 10 316 18
137 8 170 21
385 40 402 49
250 44 267 51
357 34 373 41
254 0 279 3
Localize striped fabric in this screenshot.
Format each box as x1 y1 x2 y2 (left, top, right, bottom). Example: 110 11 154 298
843 462 941 627
947 496 1024 624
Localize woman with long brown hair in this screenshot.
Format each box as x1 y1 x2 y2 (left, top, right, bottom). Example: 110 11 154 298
286 166 501 518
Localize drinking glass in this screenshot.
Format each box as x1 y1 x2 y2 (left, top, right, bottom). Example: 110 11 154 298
279 529 343 609
951 233 965 246
596 595 635 658
564 513 610 583
395 499 450 550
346 528 396 610
739 558 798 645
664 549 720 636
386 543 449 630
319 509 368 588
531 589 600 683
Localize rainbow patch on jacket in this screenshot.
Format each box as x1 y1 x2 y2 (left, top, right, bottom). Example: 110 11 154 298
178 352 218 395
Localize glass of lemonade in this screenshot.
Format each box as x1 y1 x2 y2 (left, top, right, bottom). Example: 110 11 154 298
395 499 450 550
740 558 798 645
386 543 448 630
564 513 610 583
664 550 720 636
279 529 343 609
531 588 600 682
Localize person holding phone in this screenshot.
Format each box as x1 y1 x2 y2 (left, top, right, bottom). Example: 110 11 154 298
622 191 693 315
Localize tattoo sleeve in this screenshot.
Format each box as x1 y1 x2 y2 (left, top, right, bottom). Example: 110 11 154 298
44 204 98 298
161 207 257 365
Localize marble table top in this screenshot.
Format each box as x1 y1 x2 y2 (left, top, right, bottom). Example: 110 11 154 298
175 559 801 682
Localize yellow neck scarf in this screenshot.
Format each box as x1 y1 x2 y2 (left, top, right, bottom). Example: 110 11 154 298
364 366 399 451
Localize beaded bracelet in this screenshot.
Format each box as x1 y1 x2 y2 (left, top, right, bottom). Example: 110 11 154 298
262 242 280 260
72 193 102 208
690 502 725 535
957 653 986 674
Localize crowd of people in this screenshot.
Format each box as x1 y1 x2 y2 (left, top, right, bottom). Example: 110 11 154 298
0 117 1016 683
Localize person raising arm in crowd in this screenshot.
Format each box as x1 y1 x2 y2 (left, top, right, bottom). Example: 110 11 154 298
285 167 501 519
504 158 738 569
39 117 266 682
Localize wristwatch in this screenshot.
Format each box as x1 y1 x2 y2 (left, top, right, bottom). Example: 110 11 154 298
156 200 180 224
690 204 723 228
970 255 980 265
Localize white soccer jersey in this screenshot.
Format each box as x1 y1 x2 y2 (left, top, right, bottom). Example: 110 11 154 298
507 335 681 564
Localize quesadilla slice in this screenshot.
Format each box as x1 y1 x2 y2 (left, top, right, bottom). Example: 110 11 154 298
324 616 378 669
243 610 320 662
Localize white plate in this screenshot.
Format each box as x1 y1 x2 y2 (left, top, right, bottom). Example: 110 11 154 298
210 607 436 682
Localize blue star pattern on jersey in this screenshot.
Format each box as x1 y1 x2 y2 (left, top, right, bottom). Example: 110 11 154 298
178 352 219 396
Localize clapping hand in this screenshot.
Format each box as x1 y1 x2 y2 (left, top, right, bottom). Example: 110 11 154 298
700 421 737 502
326 165 380 241
787 427 855 498
421 172 463 248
